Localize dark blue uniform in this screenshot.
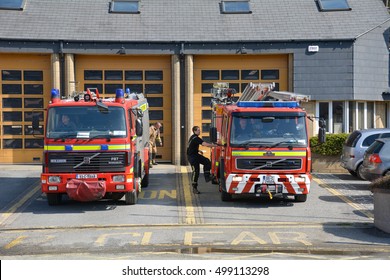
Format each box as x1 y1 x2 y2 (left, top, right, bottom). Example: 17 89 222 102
187 134 212 193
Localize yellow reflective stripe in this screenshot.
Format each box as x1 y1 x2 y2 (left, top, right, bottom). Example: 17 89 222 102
232 151 306 157
44 145 64 151
72 145 102 151
44 144 130 151
139 103 148 112
107 144 131 150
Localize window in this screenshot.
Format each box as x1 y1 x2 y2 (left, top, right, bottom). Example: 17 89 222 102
317 0 351 11
109 0 139 13
202 70 219 80
0 0 25 10
221 1 251 14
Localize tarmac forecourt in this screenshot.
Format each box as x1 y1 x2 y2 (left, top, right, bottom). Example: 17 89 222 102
0 164 389 259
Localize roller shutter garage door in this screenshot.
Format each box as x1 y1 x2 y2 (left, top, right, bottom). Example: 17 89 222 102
75 55 172 162
194 55 289 158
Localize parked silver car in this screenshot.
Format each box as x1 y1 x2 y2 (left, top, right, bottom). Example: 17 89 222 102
340 128 390 178
360 138 390 181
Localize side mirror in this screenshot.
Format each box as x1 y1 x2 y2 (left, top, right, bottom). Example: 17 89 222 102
209 127 217 143
135 119 143 137
318 127 326 144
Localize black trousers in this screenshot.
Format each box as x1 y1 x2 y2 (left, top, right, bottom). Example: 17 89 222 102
188 154 211 185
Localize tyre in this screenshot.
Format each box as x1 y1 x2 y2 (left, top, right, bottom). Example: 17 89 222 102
294 194 307 202
356 164 364 180
221 190 233 201
219 160 232 202
47 193 62 206
141 173 149 188
348 169 358 177
110 192 125 200
125 190 138 205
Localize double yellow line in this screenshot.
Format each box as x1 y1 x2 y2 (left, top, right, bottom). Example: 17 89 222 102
180 166 197 224
312 177 373 220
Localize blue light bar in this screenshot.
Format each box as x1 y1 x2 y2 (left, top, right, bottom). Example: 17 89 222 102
51 88 60 99
116 88 124 98
237 101 299 108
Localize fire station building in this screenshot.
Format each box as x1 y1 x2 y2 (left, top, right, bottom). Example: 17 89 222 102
0 0 389 164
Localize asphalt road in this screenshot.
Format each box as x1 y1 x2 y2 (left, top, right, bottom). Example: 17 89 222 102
0 164 389 260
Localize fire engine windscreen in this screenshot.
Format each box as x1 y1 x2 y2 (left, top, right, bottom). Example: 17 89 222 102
230 112 307 147
46 106 127 139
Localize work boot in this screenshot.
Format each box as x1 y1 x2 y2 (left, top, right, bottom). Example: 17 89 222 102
192 183 200 194
204 172 211 182
152 153 158 165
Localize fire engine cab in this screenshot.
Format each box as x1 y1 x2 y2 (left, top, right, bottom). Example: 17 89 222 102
209 83 325 202
33 88 150 205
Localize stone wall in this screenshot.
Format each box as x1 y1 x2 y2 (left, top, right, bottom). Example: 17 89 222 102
311 154 346 173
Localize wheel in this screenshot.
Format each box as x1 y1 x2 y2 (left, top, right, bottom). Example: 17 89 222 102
294 194 307 202
221 190 233 201
47 193 62 206
356 164 364 180
110 193 124 200
348 169 358 177
219 160 233 202
125 190 138 205
141 173 149 188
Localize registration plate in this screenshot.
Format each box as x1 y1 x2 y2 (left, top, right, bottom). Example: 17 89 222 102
264 175 275 184
76 174 97 179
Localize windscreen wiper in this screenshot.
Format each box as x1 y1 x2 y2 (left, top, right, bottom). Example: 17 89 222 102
270 139 298 148
88 134 111 141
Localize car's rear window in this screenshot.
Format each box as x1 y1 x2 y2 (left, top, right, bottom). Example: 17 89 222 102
366 140 384 154
362 133 381 147
345 131 361 147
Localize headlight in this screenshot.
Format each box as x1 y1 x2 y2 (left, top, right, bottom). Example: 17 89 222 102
48 176 61 183
112 175 125 182
295 177 306 183
232 176 243 182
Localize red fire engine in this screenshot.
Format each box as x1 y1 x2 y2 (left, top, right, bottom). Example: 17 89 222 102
209 83 325 202
33 88 150 205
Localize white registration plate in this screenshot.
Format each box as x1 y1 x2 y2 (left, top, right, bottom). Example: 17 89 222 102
76 174 97 179
264 176 275 184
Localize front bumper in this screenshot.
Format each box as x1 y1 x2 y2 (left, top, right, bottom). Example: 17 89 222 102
41 172 135 194
225 173 310 195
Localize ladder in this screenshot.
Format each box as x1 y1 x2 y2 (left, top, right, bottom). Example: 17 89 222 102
238 82 274 101
238 82 310 102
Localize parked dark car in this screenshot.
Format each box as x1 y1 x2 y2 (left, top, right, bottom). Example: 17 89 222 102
359 138 390 181
340 128 390 178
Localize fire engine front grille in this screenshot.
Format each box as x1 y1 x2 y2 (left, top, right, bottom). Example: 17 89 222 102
236 158 302 170
48 152 126 173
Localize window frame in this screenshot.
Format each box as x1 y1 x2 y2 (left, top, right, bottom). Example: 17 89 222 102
0 0 26 11
317 0 351 12
109 0 140 14
220 0 252 14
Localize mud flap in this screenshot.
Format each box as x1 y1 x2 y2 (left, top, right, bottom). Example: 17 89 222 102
66 179 106 202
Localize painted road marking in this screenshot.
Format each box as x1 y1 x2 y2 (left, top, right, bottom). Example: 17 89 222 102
180 166 196 224
313 177 374 220
0 182 40 226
